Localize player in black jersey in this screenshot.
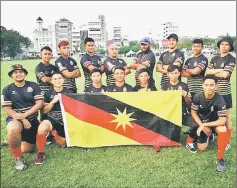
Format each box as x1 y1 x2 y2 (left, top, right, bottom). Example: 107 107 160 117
107 66 133 92
80 37 104 88
185 75 228 172
133 68 157 91
156 34 185 88
84 69 107 93
2 64 44 171
181 39 208 100
205 37 236 150
161 65 192 126
128 37 156 86
55 40 81 93
35 72 70 165
104 43 130 86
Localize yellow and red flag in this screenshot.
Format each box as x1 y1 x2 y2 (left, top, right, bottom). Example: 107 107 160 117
60 91 182 148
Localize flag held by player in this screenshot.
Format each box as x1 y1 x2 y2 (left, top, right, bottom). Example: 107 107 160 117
60 91 182 148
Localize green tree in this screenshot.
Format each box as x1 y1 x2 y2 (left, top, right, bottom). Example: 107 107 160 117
131 45 140 52
129 40 139 46
177 39 193 50
118 46 130 54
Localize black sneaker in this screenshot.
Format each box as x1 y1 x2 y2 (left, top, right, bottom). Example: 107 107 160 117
216 158 226 172
185 143 197 153
35 152 46 165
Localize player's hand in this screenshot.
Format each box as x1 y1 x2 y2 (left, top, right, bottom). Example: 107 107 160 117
52 95 60 104
12 113 27 120
197 124 204 136
203 127 212 136
162 65 169 70
21 119 31 129
142 60 150 67
182 90 188 97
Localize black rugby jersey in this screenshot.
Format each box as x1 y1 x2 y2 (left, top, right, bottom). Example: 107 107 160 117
183 54 208 94
80 53 103 88
55 56 79 93
107 83 133 92
208 54 236 95
2 81 44 119
133 84 157 91
35 62 55 94
104 57 127 86
191 92 227 122
133 49 156 86
158 49 185 86
84 84 107 93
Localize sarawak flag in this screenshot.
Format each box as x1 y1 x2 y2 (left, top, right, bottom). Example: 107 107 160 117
60 91 182 148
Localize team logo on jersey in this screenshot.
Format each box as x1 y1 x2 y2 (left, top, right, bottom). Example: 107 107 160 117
194 62 197 67
27 87 33 92
211 106 214 112
200 105 203 108
220 63 224 68
123 87 127 92
172 53 175 57
50 95 54 98
11 91 17 95
222 105 226 110
51 70 54 74
57 62 63 68
119 60 123 64
70 61 73 65
45 71 48 74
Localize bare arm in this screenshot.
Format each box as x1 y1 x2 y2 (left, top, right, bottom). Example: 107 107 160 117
3 106 18 118
43 95 59 114
125 68 131 75
202 117 226 127
184 94 191 110
181 70 191 77
205 67 223 75
40 76 52 84
61 69 80 78
215 71 230 78
186 67 202 75
156 64 167 73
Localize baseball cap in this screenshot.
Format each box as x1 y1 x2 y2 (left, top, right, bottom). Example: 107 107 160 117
140 37 151 45
217 37 234 52
8 64 28 77
167 33 178 41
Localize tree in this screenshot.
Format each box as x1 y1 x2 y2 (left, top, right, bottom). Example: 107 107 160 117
1 26 32 59
177 39 193 51
118 46 130 55
131 45 140 52
129 40 139 46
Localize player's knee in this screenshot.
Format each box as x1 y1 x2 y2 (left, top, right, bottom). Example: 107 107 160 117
197 143 208 151
38 121 50 135
7 123 22 135
216 126 227 133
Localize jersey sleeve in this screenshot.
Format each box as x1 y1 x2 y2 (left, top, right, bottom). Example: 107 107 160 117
55 59 67 72
1 87 12 107
216 97 227 118
191 94 200 111
196 57 208 70
80 55 92 68
157 53 164 65
122 59 128 67
33 83 44 101
104 59 116 74
208 57 215 69
71 58 79 70
144 52 156 69
182 59 189 70
44 91 50 105
174 51 185 65
35 64 46 80
223 56 236 74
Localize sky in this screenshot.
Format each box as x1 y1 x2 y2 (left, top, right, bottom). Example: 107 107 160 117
1 1 236 41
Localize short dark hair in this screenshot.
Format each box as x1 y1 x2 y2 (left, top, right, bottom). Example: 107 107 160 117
137 68 150 76
193 39 203 46
90 68 102 76
167 65 181 73
41 46 52 52
203 74 218 84
84 37 94 45
114 66 125 72
52 71 62 77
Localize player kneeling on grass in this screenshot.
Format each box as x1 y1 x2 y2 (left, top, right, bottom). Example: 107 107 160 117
2 64 44 171
35 72 70 165
186 75 228 172
133 68 157 91
84 68 107 92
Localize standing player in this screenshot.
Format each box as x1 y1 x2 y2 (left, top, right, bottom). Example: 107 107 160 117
55 40 81 93
1 64 44 170
156 33 185 88
133 68 157 91
182 39 208 100
205 37 236 150
80 37 104 88
185 75 228 172
35 72 70 165
107 66 133 92
161 65 192 126
128 37 156 87
104 43 131 86
84 69 107 92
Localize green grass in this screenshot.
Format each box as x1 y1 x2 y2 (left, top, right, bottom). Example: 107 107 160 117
1 57 236 188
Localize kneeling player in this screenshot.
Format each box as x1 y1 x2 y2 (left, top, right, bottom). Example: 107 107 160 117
84 68 107 92
133 68 157 91
186 75 228 172
35 72 70 165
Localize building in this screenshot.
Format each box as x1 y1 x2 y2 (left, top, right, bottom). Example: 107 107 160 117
72 26 80 54
161 22 178 39
113 27 122 47
32 17 56 56
122 35 129 46
55 18 73 55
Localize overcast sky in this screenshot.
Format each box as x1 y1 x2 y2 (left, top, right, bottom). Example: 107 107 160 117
1 1 236 40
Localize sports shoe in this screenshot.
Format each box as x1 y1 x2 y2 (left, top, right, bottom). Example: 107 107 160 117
216 158 226 172
35 152 46 165
186 143 197 153
225 144 231 151
14 158 27 171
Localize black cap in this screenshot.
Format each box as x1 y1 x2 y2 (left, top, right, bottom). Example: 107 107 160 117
167 33 178 41
217 37 234 52
8 64 28 77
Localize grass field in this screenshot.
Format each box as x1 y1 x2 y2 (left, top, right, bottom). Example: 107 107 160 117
1 57 236 188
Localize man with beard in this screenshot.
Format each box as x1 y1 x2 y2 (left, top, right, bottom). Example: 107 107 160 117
107 66 133 92
104 43 130 86
1 64 44 170
182 39 208 100
156 34 185 88
80 37 104 88
128 37 156 87
84 68 107 92
55 40 81 93
205 37 236 151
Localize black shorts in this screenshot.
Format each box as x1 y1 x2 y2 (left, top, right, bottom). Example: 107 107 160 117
40 109 47 121
46 117 65 138
189 126 215 144
6 117 39 144
190 92 197 101
221 94 232 109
